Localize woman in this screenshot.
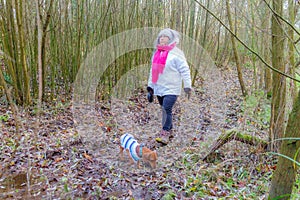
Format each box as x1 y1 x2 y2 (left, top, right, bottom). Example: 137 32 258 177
147 28 192 145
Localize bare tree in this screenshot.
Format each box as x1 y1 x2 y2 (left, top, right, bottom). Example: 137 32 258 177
269 90 300 199
226 0 248 97
269 0 286 151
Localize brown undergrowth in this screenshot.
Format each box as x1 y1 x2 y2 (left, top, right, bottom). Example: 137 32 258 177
0 67 293 199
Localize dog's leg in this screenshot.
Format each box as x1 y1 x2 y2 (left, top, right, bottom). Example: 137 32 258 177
119 146 124 161
137 160 140 169
126 149 134 165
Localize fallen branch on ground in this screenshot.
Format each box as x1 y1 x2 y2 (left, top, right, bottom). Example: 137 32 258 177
203 129 268 161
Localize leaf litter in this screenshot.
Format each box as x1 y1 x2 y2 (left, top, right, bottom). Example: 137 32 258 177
0 68 282 199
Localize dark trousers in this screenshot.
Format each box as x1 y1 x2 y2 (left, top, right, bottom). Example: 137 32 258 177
157 95 178 131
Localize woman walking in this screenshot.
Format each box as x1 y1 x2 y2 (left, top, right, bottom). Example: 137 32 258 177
147 28 192 145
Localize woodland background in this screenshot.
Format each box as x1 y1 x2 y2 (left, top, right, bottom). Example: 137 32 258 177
0 0 300 199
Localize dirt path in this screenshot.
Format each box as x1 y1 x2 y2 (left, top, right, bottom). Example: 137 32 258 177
0 67 274 199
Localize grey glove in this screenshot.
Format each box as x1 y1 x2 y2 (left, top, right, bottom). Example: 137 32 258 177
184 88 191 99
147 93 153 103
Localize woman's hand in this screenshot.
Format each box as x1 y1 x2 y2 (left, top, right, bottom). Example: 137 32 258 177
147 87 154 102
184 88 191 99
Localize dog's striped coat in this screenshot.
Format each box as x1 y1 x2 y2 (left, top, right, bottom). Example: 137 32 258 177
120 133 141 162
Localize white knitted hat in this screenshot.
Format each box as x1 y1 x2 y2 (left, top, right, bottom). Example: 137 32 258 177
156 28 180 45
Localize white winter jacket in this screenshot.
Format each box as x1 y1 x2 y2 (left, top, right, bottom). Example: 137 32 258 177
148 47 192 96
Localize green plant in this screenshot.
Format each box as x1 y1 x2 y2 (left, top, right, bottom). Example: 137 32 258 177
56 138 62 147
225 177 234 188
162 189 176 200
296 73 300 88
6 138 17 151
268 146 300 167
0 113 9 122
241 90 271 129
91 186 103 198
291 174 300 199
244 61 254 69
61 177 69 192
183 173 206 197
3 72 12 85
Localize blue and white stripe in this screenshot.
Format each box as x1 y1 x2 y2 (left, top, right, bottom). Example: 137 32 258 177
120 133 140 162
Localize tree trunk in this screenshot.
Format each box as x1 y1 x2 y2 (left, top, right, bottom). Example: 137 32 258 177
36 0 43 116
15 0 31 105
225 0 248 97
269 0 286 151
249 0 258 91
288 0 297 103
0 1 21 104
41 0 54 101
268 91 300 199
261 3 272 96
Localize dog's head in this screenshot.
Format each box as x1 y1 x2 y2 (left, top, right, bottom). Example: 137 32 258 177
143 150 157 169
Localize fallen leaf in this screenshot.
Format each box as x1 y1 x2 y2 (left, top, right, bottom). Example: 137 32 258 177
55 157 63 163
83 153 93 162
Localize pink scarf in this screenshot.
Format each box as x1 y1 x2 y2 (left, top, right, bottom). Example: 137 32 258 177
151 43 176 83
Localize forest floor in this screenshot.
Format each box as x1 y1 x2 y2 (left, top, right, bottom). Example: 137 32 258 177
0 66 299 200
